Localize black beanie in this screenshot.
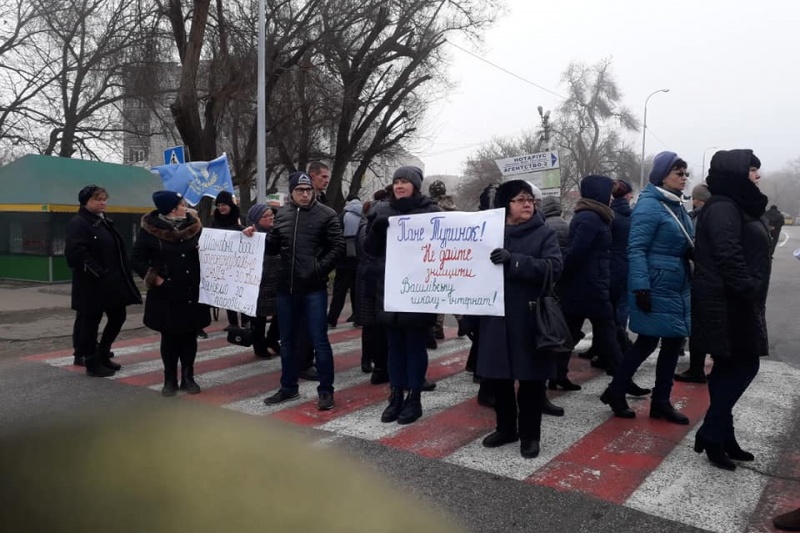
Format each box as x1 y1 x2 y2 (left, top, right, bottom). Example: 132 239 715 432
215 190 234 207
494 180 533 210
78 185 100 206
152 190 183 215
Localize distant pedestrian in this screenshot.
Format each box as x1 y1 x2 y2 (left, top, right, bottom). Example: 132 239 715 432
692 150 771 471
609 179 634 352
65 185 141 377
601 151 693 424
541 196 569 255
131 191 210 396
327 194 362 328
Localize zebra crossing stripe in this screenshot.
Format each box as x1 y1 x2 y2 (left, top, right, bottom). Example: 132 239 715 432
26 327 800 533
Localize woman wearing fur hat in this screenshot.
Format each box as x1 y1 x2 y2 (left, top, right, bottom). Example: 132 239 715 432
131 191 210 396
364 166 440 425
476 180 563 458
245 204 281 359
601 152 693 424
212 190 247 331
692 150 771 471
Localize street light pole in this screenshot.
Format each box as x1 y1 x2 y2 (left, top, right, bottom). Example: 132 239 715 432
639 88 670 191
256 0 266 203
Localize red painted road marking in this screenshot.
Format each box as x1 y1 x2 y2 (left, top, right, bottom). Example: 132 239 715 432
270 349 470 427
747 439 800 532
377 353 604 459
526 381 710 504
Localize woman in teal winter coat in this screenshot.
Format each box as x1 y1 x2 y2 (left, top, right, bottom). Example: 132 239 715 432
601 151 694 424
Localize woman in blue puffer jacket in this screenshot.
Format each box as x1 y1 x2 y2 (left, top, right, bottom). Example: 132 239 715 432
601 151 694 424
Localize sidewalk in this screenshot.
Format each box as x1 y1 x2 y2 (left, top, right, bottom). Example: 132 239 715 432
0 283 145 342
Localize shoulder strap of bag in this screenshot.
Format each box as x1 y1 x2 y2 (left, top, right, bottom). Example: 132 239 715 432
539 260 554 297
660 201 694 249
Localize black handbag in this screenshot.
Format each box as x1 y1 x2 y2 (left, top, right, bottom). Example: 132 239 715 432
529 262 574 353
227 326 253 347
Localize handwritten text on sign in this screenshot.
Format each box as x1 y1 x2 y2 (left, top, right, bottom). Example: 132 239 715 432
384 209 505 316
198 228 265 316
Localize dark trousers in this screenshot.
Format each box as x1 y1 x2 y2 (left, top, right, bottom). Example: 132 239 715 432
559 313 621 378
327 267 357 325
74 306 127 357
361 325 388 371
251 315 280 357
277 290 334 394
295 326 315 372
160 331 198 383
484 379 545 440
225 310 249 328
699 355 760 443
386 326 428 390
609 335 683 405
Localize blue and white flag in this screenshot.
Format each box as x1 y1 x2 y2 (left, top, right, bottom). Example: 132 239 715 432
152 153 234 206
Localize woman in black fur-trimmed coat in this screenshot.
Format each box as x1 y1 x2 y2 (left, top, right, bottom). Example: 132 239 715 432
131 191 210 397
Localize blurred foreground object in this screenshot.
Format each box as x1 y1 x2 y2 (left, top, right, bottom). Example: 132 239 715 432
0 406 463 533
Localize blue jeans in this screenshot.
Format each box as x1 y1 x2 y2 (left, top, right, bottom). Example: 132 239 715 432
609 335 683 405
386 326 428 390
699 355 760 443
276 290 334 394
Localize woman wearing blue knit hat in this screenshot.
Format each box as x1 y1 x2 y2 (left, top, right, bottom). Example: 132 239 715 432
601 151 694 425
131 191 210 396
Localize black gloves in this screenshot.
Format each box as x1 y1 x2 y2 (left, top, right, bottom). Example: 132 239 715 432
371 217 389 234
634 290 652 313
489 248 511 265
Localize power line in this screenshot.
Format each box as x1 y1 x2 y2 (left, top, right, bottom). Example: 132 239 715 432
447 40 568 100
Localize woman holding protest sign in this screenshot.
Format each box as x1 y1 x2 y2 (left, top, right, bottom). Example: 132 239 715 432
364 166 441 425
131 191 210 397
243 204 281 359
476 180 563 459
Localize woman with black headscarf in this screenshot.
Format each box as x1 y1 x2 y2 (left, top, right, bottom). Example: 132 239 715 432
692 149 771 471
476 180 563 458
212 191 246 331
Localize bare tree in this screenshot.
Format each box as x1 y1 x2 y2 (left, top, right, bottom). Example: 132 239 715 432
4 0 162 158
316 0 499 210
551 58 639 193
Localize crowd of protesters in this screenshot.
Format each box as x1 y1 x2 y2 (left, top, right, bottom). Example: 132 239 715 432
65 152 800 531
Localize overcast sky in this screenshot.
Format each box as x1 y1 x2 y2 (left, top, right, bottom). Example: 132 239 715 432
416 0 800 180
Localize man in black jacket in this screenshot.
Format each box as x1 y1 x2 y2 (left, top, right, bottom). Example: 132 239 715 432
65 186 142 376
261 172 345 411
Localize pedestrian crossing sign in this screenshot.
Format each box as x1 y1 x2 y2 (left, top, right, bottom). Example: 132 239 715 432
163 146 186 165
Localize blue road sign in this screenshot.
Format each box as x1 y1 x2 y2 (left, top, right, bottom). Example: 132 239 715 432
163 146 186 165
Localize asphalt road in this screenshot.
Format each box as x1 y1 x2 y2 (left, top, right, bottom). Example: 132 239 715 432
1 226 799 532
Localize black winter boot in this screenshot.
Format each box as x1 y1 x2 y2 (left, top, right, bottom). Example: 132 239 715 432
397 390 423 425
98 350 121 372
180 366 201 394
600 387 635 418
85 355 115 378
381 387 405 423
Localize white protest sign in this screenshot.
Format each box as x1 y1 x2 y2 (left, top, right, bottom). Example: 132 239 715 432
198 228 265 316
384 209 506 316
